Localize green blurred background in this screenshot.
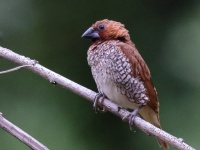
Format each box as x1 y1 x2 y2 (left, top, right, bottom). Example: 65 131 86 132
0 0 199 149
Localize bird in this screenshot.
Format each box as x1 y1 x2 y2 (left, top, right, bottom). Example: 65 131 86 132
82 19 169 150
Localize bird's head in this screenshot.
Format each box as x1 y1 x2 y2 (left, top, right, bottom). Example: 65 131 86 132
82 19 130 42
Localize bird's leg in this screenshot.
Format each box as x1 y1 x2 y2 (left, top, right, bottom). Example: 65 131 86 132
117 106 124 112
93 93 106 113
129 104 143 131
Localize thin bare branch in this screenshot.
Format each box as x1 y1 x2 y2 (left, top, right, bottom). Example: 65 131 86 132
0 46 196 150
0 65 33 74
0 113 49 150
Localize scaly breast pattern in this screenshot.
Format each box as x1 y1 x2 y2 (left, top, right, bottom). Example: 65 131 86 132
87 40 149 108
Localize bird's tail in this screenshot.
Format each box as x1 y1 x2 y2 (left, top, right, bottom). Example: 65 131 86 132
139 106 169 150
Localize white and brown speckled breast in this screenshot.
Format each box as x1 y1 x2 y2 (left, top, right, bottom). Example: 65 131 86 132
87 40 149 109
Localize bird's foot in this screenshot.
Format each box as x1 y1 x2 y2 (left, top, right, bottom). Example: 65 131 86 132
128 104 143 131
93 93 106 113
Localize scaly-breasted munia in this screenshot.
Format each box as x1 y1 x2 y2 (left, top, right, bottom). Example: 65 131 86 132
82 19 168 150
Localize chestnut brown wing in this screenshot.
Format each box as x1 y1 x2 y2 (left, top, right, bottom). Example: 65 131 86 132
118 42 159 113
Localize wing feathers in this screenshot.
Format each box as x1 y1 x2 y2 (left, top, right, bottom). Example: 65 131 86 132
117 42 159 113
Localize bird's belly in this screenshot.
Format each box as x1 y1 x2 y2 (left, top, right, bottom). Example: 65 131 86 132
97 75 138 109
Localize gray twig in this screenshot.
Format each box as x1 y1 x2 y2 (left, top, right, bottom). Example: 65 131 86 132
0 113 48 150
0 65 33 74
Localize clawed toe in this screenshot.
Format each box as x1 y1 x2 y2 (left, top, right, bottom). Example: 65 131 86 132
128 104 143 130
129 111 138 131
93 93 106 113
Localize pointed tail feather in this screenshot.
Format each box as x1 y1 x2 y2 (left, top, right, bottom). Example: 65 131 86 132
157 137 169 150
139 106 169 150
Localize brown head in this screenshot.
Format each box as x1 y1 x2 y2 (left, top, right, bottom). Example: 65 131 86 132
82 19 131 43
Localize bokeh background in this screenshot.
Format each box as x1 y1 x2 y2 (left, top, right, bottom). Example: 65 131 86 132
0 0 199 149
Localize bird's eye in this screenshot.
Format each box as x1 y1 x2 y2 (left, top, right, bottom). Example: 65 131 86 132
98 24 105 30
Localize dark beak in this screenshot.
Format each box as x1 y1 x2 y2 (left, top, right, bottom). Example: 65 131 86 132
81 27 100 39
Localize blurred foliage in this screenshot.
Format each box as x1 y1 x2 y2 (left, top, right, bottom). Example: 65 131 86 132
0 0 200 149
